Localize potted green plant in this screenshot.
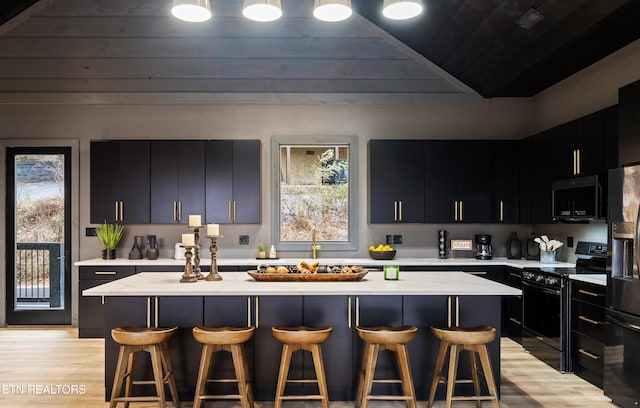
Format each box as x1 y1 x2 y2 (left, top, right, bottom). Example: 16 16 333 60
257 243 266 259
95 222 124 259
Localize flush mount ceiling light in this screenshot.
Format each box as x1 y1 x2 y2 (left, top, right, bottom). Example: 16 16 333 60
313 0 352 22
171 0 212 22
243 0 283 22
382 0 423 20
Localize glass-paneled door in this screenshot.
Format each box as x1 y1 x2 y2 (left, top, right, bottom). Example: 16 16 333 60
5 147 71 324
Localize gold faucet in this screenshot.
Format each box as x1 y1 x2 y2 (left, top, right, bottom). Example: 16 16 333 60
311 228 321 259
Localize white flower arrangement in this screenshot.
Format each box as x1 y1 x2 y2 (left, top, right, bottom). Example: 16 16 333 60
534 235 563 252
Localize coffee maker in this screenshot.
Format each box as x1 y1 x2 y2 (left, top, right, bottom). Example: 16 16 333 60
475 234 493 260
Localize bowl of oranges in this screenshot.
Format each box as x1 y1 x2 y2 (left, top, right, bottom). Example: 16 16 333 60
369 244 396 260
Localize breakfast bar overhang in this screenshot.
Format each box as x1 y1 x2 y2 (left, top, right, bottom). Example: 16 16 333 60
83 271 521 402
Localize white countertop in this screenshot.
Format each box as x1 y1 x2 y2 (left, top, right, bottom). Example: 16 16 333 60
75 257 574 269
83 271 522 297
569 274 606 286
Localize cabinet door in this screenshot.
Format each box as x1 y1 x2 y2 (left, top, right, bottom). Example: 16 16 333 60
396 141 425 223
619 80 640 166
424 141 457 223
232 140 261 223
554 119 580 179
353 296 403 398
206 141 234 223
491 141 520 223
151 141 206 224
304 296 353 400
403 295 448 400
157 296 204 401
369 140 399 223
529 129 556 224
457 141 492 223
118 141 150 224
90 141 120 223
252 296 303 401
577 111 605 177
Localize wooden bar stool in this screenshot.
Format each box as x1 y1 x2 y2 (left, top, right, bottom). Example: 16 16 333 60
427 325 500 408
271 326 332 408
192 326 255 408
355 326 418 408
109 326 180 408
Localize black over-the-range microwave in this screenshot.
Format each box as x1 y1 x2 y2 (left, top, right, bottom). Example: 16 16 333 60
552 175 603 222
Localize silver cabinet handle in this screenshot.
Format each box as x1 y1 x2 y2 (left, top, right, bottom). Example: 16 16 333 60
146 297 151 328
348 296 352 328
355 296 360 327
173 201 177 221
119 201 124 222
398 201 402 221
255 296 259 328
500 200 504 222
394 201 398 221
459 201 463 222
155 296 159 328
115 201 119 222
454 201 458 222
233 201 237 221
509 317 521 325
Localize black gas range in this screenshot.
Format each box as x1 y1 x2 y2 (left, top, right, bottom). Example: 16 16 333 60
522 241 606 373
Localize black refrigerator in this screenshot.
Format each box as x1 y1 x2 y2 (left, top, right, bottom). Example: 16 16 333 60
605 164 640 407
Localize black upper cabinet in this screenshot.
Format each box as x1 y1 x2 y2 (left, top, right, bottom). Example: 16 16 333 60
528 128 556 224
424 140 494 223
554 113 605 179
90 141 150 224
369 140 425 223
619 80 640 166
491 141 520 223
150 141 205 224
206 140 260 224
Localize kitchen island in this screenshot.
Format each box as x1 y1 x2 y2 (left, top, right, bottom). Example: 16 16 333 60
84 270 521 402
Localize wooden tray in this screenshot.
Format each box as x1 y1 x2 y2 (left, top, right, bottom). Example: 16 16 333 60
247 270 368 282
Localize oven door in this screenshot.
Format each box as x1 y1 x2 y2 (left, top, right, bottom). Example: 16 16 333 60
604 308 640 406
522 280 566 371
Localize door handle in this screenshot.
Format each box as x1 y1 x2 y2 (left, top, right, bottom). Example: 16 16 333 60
394 201 398 222
178 201 182 222
255 296 260 328
247 297 251 327
573 149 577 175
578 289 601 298
459 201 463 222
578 315 603 325
499 200 504 222
119 201 124 222
355 296 360 327
578 348 600 360
228 201 232 222
509 317 521 325
398 201 402 222
577 149 581 175
348 296 352 328
454 201 458 222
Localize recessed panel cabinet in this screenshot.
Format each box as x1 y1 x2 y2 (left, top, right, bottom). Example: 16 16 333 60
90 141 150 224
150 141 206 224
369 140 425 223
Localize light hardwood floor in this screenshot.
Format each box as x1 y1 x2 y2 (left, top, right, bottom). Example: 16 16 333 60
0 328 616 407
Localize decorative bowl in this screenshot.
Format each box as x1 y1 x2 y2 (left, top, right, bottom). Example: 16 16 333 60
369 250 396 260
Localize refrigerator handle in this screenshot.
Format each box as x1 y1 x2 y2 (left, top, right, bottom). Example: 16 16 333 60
636 204 640 275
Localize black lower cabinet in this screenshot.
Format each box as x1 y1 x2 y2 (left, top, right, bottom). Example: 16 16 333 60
101 293 504 403
503 267 523 345
572 280 605 389
104 296 148 400
78 266 135 338
304 296 353 401
353 296 403 399
157 296 203 401
252 296 303 401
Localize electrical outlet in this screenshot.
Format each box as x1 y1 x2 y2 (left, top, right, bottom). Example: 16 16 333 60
85 227 96 237
567 236 574 248
239 235 249 245
385 235 392 244
393 235 403 245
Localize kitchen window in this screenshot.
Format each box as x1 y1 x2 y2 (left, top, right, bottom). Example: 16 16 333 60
271 136 358 252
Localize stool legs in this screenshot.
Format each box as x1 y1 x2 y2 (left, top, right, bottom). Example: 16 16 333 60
274 343 330 408
110 343 180 408
395 343 417 408
428 340 500 408
193 343 253 408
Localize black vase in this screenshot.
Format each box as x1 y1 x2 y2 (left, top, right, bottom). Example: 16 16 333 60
146 235 159 260
102 249 116 260
128 236 143 260
507 232 522 259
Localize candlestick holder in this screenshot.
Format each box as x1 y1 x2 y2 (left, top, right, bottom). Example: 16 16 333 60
180 245 198 283
205 235 223 281
189 225 205 280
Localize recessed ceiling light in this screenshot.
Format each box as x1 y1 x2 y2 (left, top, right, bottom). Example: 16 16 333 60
516 8 544 31
243 0 283 22
382 0 423 21
171 0 212 22
313 0 352 23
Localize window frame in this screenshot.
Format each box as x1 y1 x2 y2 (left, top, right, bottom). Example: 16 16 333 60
271 135 359 252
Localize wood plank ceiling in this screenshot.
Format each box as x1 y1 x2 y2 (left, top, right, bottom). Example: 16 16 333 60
0 0 639 103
